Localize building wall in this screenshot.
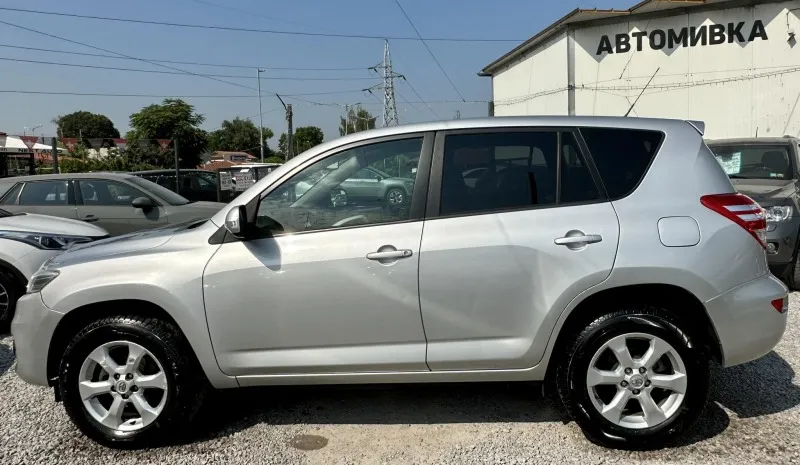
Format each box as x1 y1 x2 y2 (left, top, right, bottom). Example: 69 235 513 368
494 1 800 139
492 31 569 117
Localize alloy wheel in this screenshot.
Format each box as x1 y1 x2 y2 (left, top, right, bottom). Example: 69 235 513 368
585 332 687 429
0 281 9 321
387 189 404 205
78 340 169 432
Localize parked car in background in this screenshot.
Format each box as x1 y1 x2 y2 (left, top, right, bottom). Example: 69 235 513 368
707 136 800 288
0 207 108 327
0 173 225 236
12 117 787 450
293 165 416 206
131 169 219 203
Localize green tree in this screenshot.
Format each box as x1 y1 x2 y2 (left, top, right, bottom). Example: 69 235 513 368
53 111 121 144
208 117 274 155
279 126 324 158
339 105 376 136
127 99 208 168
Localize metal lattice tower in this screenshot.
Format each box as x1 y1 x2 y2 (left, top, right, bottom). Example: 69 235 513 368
371 40 400 127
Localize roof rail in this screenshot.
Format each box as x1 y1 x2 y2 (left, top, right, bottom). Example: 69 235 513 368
686 120 705 135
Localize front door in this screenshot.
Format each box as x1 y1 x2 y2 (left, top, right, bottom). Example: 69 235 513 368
419 129 620 370
203 134 433 377
75 179 168 235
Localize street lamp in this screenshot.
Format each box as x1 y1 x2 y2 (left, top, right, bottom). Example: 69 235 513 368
257 68 266 162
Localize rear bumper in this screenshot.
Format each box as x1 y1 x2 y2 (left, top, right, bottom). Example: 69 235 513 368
10 292 63 387
705 273 788 368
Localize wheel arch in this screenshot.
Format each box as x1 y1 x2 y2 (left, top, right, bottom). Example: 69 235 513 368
0 258 28 289
544 283 722 383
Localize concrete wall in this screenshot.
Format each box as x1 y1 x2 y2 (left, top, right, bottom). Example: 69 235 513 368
493 1 800 139
492 31 569 117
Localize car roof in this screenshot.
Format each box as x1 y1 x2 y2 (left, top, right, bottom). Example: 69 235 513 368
706 136 799 145
0 172 137 182
132 169 213 174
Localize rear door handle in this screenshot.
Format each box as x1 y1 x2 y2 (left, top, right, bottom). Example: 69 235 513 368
81 215 99 223
366 249 413 260
554 234 602 245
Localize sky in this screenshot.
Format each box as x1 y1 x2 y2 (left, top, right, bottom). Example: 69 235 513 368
0 0 634 148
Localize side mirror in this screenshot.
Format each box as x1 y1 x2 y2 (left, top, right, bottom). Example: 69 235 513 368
225 205 249 237
131 197 155 210
330 188 348 208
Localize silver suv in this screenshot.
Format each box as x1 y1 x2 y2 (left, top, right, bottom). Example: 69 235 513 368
11 117 788 450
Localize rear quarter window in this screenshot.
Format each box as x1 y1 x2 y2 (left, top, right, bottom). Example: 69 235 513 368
579 127 664 200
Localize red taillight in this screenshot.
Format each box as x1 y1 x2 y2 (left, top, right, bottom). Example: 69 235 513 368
771 297 788 314
701 193 767 248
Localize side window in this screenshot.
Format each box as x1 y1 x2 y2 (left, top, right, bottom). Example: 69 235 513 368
18 181 70 206
351 168 381 181
560 132 601 204
440 132 559 215
0 183 23 205
78 180 147 206
256 137 423 234
196 172 216 190
579 127 664 199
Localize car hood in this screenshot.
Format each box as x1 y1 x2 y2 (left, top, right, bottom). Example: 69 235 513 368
0 213 108 237
46 220 201 269
732 180 797 204
176 201 226 215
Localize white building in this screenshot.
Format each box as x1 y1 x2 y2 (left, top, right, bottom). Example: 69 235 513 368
480 0 800 139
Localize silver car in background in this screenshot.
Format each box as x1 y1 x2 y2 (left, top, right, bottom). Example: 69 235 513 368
11 117 787 450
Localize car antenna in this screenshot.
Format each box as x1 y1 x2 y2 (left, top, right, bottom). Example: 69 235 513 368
624 67 660 117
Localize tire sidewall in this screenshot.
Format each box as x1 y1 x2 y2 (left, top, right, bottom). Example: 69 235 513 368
0 272 18 324
566 312 708 446
59 320 186 446
385 187 406 205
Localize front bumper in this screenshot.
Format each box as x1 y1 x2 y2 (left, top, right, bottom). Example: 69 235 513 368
10 292 64 387
765 218 800 269
705 273 788 367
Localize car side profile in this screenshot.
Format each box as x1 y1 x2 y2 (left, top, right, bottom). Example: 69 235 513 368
11 116 787 450
0 173 225 236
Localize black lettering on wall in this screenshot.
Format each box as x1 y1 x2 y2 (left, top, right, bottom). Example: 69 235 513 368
597 35 614 55
728 22 745 43
749 20 768 41
709 24 726 45
650 29 666 50
690 25 708 46
668 27 688 48
632 31 648 51
616 33 631 53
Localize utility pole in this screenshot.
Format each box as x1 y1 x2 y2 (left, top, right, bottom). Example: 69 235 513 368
454 110 461 120
257 68 266 162
51 137 59 174
286 104 293 160
174 138 180 195
367 40 401 127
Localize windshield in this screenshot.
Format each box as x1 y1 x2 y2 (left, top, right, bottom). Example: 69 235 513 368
127 176 191 206
0 208 10 218
709 144 794 180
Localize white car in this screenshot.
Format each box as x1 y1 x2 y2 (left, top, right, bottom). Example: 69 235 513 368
0 207 108 326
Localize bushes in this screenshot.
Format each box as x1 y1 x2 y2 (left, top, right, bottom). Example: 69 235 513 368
58 155 158 173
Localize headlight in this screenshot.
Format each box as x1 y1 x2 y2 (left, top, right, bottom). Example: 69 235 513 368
764 206 792 222
26 269 59 294
0 231 94 250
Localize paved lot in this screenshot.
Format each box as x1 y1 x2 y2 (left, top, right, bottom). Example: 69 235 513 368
2 297 800 464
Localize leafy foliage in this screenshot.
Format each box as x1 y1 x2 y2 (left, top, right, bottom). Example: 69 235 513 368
53 111 121 143
278 126 324 158
208 117 274 156
264 156 284 164
57 145 157 173
339 105 376 136
127 99 208 168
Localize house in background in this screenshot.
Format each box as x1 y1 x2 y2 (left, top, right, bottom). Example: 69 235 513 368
199 151 258 171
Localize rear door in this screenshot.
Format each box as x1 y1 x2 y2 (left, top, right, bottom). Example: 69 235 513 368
0 179 78 219
75 178 168 235
418 128 620 370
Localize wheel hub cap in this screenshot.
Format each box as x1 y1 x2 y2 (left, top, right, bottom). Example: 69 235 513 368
628 375 645 389
115 380 129 393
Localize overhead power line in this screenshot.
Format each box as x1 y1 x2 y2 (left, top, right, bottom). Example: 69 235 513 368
0 43 372 71
0 19 263 95
0 56 380 81
0 89 373 98
187 0 344 35
394 1 466 102
0 7 524 43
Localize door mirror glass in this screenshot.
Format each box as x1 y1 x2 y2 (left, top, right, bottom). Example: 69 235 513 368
225 205 247 236
330 189 348 208
131 197 155 210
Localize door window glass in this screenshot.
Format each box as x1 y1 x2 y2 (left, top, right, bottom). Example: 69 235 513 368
561 132 601 204
18 181 69 205
196 172 217 190
256 137 423 234
0 183 23 205
78 180 146 206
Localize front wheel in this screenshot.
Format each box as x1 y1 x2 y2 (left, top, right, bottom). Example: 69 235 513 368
556 308 709 450
58 315 205 448
0 271 19 329
385 187 406 206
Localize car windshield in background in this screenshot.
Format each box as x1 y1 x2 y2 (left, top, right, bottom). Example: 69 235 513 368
0 207 10 218
127 176 191 206
709 145 793 180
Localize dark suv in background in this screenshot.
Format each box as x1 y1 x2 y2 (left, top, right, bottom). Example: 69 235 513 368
132 169 218 202
707 136 800 288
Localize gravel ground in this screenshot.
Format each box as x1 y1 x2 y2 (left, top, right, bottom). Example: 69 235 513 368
2 297 800 464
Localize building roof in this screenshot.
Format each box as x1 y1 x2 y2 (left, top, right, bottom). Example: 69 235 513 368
3 172 137 182
479 0 735 76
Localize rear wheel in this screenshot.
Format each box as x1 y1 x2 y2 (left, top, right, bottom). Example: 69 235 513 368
0 271 19 330
789 252 800 291
385 187 406 206
556 308 709 450
58 315 206 448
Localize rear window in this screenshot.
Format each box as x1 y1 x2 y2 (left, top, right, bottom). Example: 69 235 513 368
579 127 664 200
707 144 793 180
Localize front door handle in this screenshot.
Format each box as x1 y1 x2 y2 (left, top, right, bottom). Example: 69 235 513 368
366 249 413 260
81 215 99 223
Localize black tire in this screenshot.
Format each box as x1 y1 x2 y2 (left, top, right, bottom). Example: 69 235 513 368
789 252 800 291
556 307 709 450
384 187 407 206
58 315 206 449
0 271 19 330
